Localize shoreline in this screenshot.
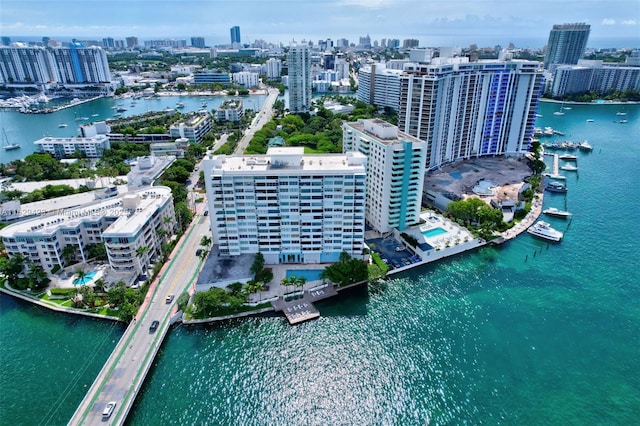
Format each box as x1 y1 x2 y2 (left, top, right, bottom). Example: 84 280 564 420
541 98 640 106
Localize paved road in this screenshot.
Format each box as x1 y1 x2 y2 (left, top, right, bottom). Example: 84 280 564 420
69 202 211 426
234 87 280 155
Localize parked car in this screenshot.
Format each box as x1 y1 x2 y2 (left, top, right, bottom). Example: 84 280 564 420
196 248 203 257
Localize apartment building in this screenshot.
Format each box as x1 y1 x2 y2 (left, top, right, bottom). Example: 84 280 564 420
215 100 244 122
232 71 260 88
398 59 545 169
544 23 591 70
343 119 427 233
265 58 282 80
169 112 211 143
551 61 640 97
287 43 312 113
0 187 176 275
34 135 111 158
356 63 403 110
203 147 367 264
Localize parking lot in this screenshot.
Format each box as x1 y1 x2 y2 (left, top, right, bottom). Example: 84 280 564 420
366 236 422 270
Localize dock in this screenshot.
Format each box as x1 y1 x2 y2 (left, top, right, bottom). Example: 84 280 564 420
272 285 338 324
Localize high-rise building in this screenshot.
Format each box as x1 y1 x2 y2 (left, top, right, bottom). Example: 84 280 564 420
203 147 367 264
0 46 56 84
265 58 282 80
230 26 241 45
356 63 403 110
50 44 111 84
551 61 640 97
398 59 545 169
287 43 312 113
191 37 206 48
543 23 591 69
403 39 419 49
125 36 138 48
102 37 115 49
343 119 427 233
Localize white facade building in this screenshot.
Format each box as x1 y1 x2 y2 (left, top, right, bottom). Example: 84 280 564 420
398 59 545 169
287 43 312 113
34 135 111 158
49 45 111 84
232 71 260 88
0 187 176 275
265 58 282 79
343 119 427 233
169 112 211 143
215 100 244 122
334 58 350 80
0 46 55 84
356 63 403 110
203 147 367 264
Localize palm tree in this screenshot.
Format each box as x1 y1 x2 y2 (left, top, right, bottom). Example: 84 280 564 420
200 235 212 248
74 268 87 285
135 245 150 272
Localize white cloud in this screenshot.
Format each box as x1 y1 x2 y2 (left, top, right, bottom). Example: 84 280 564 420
601 18 616 25
621 19 637 25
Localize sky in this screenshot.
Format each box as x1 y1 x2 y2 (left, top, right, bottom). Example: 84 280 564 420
1 0 639 48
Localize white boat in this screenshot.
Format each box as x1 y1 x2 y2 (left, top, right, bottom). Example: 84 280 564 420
58 123 67 128
543 173 567 180
536 114 543 118
578 141 593 152
560 164 578 171
553 111 565 116
91 113 99 117
586 119 594 122
543 207 573 218
2 129 20 150
528 221 564 242
163 107 175 113
619 119 628 124
563 106 572 110
546 181 568 193
176 102 185 108
616 111 627 116
559 154 577 160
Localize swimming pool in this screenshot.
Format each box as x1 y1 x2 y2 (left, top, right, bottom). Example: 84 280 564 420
422 227 448 238
73 271 97 285
286 269 324 282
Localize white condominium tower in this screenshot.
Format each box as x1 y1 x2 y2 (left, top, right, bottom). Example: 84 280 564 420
0 46 56 84
343 119 427 234
287 43 312 113
50 44 111 84
203 147 367 264
356 63 403 111
398 59 544 169
0 44 111 85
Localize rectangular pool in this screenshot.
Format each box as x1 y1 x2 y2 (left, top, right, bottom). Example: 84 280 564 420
422 227 448 238
286 269 324 282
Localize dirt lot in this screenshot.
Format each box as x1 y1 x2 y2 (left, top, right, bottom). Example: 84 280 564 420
424 156 533 201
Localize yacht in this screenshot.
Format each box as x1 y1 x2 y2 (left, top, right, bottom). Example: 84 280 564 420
586 119 594 122
546 181 568 193
578 141 593 152
2 129 20 150
559 154 577 160
91 113 99 117
116 107 127 112
58 123 68 128
528 221 564 242
543 207 572 219
619 119 628 124
176 101 185 108
560 164 578 172
616 111 627 116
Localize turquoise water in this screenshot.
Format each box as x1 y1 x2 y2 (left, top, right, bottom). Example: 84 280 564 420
0 94 267 164
286 269 324 282
1 100 639 425
422 227 448 238
72 271 97 285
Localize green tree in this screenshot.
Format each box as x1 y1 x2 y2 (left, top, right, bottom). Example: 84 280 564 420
26 263 50 290
250 252 265 278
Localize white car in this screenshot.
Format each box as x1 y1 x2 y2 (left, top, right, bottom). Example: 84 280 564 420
102 401 116 418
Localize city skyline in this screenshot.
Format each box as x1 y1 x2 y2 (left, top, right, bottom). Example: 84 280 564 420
1 0 639 49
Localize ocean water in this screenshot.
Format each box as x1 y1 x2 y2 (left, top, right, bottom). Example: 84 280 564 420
1 100 639 425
